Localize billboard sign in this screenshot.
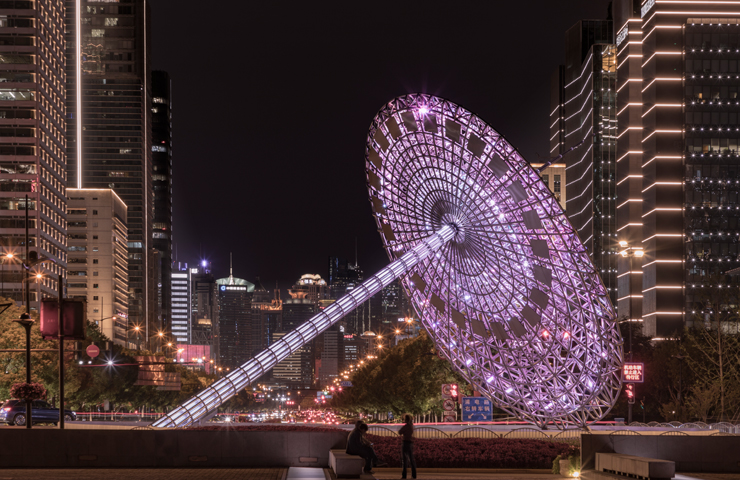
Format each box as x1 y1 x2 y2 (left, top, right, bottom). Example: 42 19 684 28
462 396 493 422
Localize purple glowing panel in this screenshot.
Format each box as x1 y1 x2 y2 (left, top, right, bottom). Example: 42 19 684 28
366 94 623 427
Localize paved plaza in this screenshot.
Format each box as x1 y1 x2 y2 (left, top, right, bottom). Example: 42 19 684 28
0 469 288 480
0 468 737 480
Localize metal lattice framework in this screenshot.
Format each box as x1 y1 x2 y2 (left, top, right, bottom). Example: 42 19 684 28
368 94 622 427
152 94 622 429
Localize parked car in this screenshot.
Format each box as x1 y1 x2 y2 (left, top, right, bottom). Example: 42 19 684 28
0 400 77 426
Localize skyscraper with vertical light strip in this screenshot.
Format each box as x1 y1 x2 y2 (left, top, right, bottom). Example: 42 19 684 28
549 17 618 308
65 0 153 343
615 0 740 336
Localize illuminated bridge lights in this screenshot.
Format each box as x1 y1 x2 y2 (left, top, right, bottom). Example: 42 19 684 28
153 94 623 429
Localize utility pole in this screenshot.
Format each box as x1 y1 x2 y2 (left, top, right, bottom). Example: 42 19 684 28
58 273 65 429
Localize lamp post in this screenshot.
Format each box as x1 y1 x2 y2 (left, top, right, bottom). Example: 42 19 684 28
619 241 644 425
12 313 34 429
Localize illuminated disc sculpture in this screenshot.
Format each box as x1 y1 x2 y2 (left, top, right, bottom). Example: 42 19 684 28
153 94 622 429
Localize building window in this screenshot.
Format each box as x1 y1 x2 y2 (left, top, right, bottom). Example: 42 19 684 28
104 17 118 26
93 308 99 313
93 271 99 277
93 284 99 289
93 296 99 301
91 29 105 37
93 259 98 264
92 210 98 215
93 247 99 252
93 235 98 240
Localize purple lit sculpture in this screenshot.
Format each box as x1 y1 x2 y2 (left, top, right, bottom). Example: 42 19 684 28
153 94 622 429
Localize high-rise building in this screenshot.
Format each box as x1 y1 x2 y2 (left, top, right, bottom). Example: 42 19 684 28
531 163 567 210
615 0 740 336
271 331 309 385
190 262 217 348
0 0 67 308
170 264 190 343
328 257 363 333
282 277 317 384
66 189 128 345
550 18 618 306
65 0 154 340
342 333 368 370
250 282 282 357
151 70 172 335
317 325 343 388
215 261 254 369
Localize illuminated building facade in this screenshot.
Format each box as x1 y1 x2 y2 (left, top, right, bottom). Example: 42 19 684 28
250 283 282 356
328 256 363 332
190 263 217 348
272 331 309 385
532 163 567 210
170 264 190 343
151 70 172 334
215 267 254 369
317 325 343 387
615 0 740 336
65 0 154 339
66 188 128 345
551 19 618 306
0 0 67 307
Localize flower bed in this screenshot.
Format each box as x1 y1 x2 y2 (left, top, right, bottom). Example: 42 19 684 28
10 382 46 401
187 424 346 434
368 435 579 469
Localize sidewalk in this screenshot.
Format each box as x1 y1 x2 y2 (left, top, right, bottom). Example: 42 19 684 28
0 469 287 480
368 468 558 480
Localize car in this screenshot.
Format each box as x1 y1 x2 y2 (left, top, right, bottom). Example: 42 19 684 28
0 400 77 426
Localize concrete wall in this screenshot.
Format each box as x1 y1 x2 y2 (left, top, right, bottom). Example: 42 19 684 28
0 429 348 468
582 434 740 473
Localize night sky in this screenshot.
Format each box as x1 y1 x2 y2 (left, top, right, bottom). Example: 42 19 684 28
149 0 611 289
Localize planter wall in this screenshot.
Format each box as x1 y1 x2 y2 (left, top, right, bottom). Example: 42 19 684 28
581 434 740 473
0 429 348 468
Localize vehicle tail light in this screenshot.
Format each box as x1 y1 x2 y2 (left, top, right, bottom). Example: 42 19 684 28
3 408 10 412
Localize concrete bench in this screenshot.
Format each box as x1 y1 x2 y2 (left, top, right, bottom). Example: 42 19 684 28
596 453 675 480
329 449 366 478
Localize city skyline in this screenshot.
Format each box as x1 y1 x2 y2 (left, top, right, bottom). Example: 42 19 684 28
148 0 612 287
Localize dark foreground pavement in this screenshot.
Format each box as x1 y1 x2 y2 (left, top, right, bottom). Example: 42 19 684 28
0 469 287 480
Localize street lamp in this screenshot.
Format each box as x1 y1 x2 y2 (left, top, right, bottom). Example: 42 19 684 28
1 251 18 299
619 240 644 425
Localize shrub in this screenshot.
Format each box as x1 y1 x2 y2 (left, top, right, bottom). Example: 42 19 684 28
368 435 579 469
10 382 46 401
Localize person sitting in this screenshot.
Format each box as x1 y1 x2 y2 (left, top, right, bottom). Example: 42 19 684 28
346 421 387 473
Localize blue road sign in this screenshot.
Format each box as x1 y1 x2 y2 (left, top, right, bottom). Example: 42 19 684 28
340 381 353 387
462 396 492 422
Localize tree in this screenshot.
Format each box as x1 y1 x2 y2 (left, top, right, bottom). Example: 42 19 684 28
683 284 740 422
684 382 720 423
0 298 58 401
332 331 471 418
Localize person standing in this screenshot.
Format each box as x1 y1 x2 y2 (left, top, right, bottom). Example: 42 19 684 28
398 414 417 479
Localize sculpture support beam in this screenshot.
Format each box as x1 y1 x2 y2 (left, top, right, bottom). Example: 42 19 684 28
152 225 455 428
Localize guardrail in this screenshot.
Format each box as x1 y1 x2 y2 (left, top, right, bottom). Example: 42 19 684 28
629 421 740 434
75 412 166 422
368 426 581 443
